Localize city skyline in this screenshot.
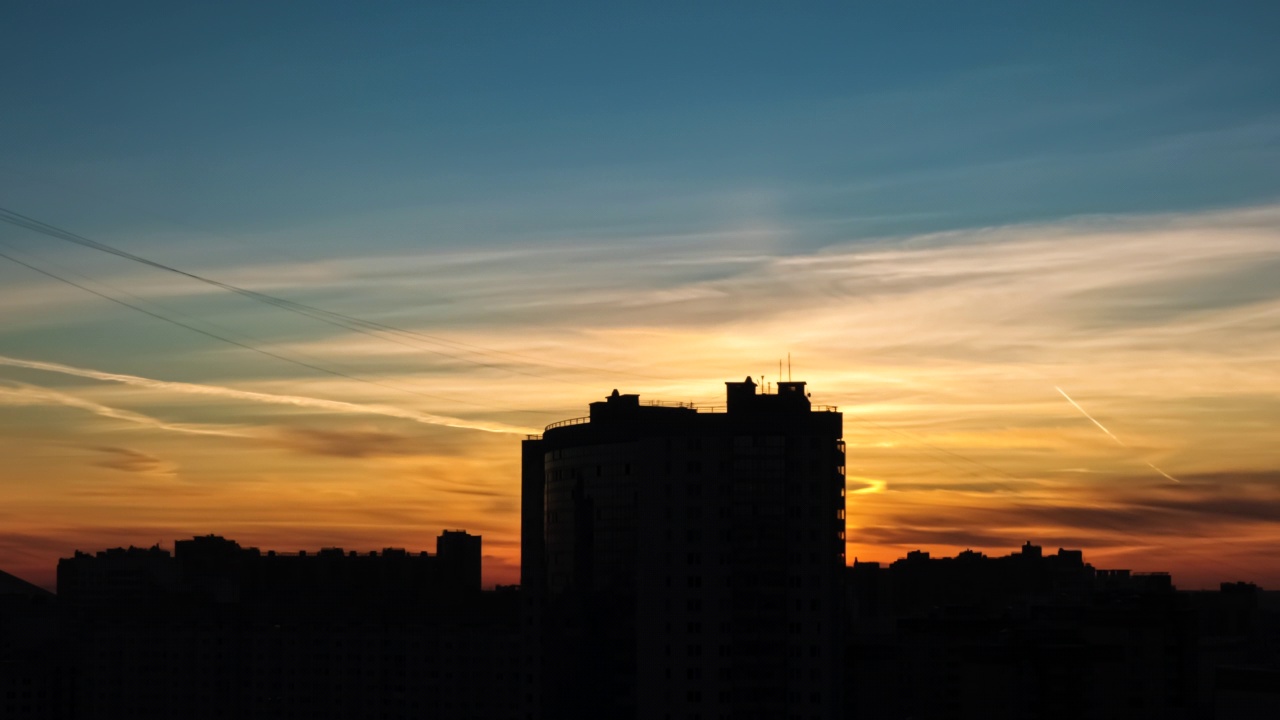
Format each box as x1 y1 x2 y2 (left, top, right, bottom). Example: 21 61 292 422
3 2 1280 591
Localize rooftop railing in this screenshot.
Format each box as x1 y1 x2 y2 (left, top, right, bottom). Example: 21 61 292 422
643 400 698 408
543 415 589 431
542 402 840 433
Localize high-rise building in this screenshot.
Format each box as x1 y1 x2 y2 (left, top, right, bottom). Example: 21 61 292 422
523 377 846 719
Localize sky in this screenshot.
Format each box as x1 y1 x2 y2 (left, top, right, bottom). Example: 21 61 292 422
2 1 1279 590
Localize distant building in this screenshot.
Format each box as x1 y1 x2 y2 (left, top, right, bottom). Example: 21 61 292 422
52 531 520 720
0 570 68 720
845 543 1208 719
57 531 482 607
523 377 846 719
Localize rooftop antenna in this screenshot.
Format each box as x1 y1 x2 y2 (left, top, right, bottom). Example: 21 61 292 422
788 353 792 382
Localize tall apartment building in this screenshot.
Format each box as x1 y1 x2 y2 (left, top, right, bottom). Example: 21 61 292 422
523 377 846 720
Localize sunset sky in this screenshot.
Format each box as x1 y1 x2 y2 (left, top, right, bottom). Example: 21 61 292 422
2 2 1279 590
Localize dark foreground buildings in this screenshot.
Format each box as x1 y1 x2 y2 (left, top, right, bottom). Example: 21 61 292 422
845 544 1280 719
10 531 521 720
519 379 1279 719
3 377 1279 718
523 377 847 719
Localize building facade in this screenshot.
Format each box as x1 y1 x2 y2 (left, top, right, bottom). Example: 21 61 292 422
523 377 846 720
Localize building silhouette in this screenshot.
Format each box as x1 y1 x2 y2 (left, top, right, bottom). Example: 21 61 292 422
3 381 1280 718
1 571 67 720
843 543 1280 719
49 531 519 720
523 377 847 719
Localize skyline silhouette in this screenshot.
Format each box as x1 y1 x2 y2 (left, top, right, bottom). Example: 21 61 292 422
5 5 1279 715
4 378 1276 720
10 532 1259 720
2 351 1277 592
3 0 1280 636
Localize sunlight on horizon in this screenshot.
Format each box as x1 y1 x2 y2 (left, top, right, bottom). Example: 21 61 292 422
3 205 1279 590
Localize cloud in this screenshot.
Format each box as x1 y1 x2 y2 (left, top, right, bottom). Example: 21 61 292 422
270 428 420 458
854 526 1019 550
849 465 1280 551
1070 256 1280 328
880 480 1032 494
0 380 249 438
4 203 1280 589
88 446 174 475
0 355 537 435
847 477 886 494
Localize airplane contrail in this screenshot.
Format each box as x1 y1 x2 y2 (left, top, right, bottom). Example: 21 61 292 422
1055 386 1179 482
1145 462 1180 483
0 381 250 438
1055 386 1125 446
0 355 537 436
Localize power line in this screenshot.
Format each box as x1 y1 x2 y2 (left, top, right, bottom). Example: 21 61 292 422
0 206 670 385
0 244 486 407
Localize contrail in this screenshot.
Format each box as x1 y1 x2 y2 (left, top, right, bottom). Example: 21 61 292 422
0 381 250 438
1145 462 1180 483
0 355 537 436
0 206 661 384
1055 386 1125 446
1055 386 1179 482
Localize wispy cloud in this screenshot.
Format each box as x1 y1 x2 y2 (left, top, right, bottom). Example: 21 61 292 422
0 355 536 435
88 446 175 475
3 204 1280 588
269 428 421 458
848 477 887 495
0 381 247 438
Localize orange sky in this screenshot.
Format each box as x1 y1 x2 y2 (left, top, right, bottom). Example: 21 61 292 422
3 205 1280 590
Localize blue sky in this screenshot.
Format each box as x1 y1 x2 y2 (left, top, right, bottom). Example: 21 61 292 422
2 2 1280 588
5 2 1279 247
